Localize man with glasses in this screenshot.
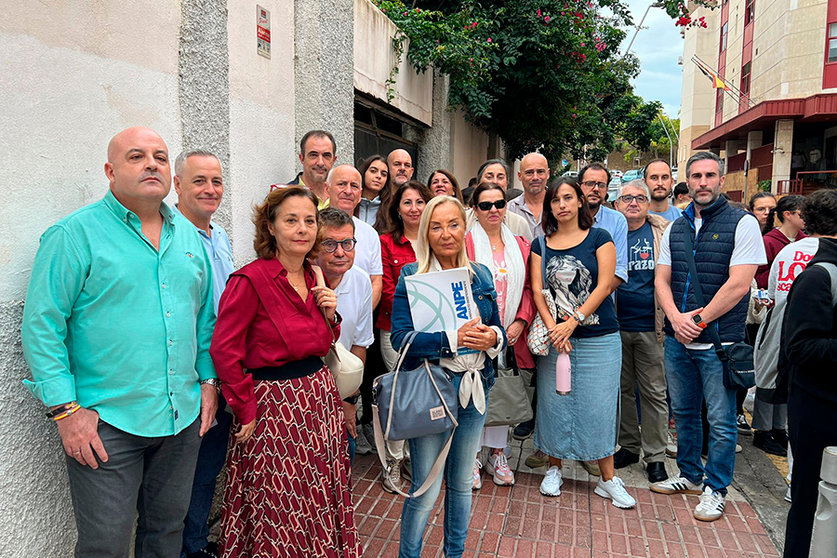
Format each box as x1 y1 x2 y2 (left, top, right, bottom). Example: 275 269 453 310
314 208 374 464
612 180 671 483
326 165 383 307
509 152 548 239
644 159 682 221
578 162 628 289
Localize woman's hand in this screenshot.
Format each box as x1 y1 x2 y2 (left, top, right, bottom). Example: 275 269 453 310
311 285 338 321
506 319 525 346
456 317 481 348
548 319 577 350
463 323 498 352
234 420 256 443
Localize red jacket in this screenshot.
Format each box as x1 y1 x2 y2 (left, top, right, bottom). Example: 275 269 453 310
756 228 808 288
377 232 417 331
464 232 536 369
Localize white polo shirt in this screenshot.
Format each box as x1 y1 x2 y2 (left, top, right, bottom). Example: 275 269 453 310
334 266 375 349
352 217 383 278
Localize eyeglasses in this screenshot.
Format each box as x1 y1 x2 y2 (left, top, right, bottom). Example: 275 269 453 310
476 200 507 211
619 194 649 204
582 180 608 189
321 238 356 253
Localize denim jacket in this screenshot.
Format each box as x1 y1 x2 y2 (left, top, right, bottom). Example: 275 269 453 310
390 261 506 389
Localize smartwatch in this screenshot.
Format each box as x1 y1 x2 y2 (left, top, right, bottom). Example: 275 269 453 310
691 313 708 329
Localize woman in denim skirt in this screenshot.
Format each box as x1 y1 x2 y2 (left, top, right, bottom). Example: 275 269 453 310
530 177 636 509
390 195 506 558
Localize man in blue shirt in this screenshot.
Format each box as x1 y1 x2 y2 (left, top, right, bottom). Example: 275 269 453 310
22 127 217 557
613 180 671 483
173 150 235 558
644 159 683 222
578 163 629 289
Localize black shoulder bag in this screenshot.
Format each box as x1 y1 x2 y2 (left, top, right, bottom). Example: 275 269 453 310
683 228 756 390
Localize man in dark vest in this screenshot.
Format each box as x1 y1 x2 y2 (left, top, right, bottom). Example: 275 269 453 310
650 151 766 522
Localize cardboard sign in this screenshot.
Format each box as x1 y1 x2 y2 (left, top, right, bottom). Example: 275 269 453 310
405 267 477 354
257 5 271 59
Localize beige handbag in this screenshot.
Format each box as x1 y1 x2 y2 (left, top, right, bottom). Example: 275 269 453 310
313 266 364 399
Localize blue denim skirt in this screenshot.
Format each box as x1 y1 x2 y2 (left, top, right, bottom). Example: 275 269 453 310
534 332 621 461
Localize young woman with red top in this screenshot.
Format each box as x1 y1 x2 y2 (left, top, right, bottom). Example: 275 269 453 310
210 186 360 557
754 195 807 288
374 180 432 493
465 182 536 488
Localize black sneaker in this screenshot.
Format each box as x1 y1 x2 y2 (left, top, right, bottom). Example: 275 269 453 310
513 418 535 440
753 431 787 457
736 414 753 436
771 428 788 448
612 448 640 469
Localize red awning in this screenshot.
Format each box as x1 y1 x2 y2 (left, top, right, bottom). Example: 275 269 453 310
692 93 837 149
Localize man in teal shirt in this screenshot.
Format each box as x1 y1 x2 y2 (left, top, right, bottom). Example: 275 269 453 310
21 127 218 558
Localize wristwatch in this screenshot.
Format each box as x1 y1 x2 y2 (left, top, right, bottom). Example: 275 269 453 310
200 378 221 391
691 313 708 329
343 394 360 405
572 310 586 323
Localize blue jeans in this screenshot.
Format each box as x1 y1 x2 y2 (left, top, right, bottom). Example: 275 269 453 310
347 431 356 466
181 405 232 555
664 337 737 494
399 372 487 558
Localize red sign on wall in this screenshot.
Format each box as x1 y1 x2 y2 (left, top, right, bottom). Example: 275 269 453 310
257 5 271 59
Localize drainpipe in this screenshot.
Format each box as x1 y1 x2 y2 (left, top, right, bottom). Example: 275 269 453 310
810 446 837 557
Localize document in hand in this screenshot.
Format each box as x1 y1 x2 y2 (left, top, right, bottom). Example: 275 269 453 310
404 267 478 354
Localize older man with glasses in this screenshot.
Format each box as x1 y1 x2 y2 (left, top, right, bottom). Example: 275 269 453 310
612 180 672 482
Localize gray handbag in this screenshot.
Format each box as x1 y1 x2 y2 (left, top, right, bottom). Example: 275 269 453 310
485 348 533 427
371 330 459 498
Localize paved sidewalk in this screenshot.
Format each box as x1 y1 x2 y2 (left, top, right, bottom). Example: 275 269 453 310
351 437 783 557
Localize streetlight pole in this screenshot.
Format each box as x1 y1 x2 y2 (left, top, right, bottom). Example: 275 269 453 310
658 112 673 168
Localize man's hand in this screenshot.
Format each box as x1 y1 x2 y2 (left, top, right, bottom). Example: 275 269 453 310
199 383 219 437
56 407 108 469
342 401 357 438
671 307 705 345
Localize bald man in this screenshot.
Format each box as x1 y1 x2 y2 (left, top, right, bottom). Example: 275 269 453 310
387 148 414 188
508 152 549 238
22 127 217 557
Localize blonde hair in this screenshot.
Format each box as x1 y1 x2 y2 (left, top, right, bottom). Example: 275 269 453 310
414 196 472 274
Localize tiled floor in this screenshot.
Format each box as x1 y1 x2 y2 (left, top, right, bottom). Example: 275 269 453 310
351 439 781 557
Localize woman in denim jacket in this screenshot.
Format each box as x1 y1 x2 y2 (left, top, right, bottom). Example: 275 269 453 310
390 195 506 558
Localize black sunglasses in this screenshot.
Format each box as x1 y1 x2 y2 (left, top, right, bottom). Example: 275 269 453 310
476 199 507 211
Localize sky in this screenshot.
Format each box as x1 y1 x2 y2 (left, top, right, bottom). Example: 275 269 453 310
619 0 685 118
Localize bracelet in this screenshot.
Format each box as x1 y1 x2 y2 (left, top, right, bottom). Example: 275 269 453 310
45 402 78 419
51 403 81 422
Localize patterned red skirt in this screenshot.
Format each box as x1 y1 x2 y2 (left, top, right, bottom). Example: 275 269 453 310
219 366 361 557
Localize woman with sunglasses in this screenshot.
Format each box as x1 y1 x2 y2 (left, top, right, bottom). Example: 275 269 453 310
531 177 635 509
427 169 464 202
464 182 535 488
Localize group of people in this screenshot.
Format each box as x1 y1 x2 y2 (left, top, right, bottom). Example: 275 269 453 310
21 126 837 558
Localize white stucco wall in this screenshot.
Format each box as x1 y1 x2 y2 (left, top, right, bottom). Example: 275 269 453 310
0 3 182 555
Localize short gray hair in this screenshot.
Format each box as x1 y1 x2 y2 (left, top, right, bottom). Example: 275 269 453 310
174 149 219 177
685 151 724 178
325 164 361 185
617 180 650 198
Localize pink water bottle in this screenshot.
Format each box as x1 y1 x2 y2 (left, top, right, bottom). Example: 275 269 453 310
555 351 571 395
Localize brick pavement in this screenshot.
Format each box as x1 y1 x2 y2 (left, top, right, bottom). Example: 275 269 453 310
351 441 782 557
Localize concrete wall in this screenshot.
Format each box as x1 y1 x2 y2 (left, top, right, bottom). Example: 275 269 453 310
451 111 490 188
0 1 296 554
353 0 433 125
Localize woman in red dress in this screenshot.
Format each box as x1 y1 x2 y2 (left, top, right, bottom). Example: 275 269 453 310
210 186 361 557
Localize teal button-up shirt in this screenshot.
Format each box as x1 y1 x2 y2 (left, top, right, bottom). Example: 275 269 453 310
22 190 216 437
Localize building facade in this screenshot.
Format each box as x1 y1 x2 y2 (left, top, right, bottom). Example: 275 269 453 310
679 0 837 199
0 1 495 554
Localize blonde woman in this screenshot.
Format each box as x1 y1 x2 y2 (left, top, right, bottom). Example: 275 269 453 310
390 196 506 558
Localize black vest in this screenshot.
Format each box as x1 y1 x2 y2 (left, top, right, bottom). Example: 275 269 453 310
664 196 751 343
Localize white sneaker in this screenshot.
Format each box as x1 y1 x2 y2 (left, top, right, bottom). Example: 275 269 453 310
472 458 483 490
540 465 563 496
666 432 678 458
650 475 703 495
487 452 515 485
694 486 725 522
594 476 636 509
785 486 792 503
382 458 402 494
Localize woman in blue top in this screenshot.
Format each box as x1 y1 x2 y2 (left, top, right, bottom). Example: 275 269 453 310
530 177 636 509
390 195 506 558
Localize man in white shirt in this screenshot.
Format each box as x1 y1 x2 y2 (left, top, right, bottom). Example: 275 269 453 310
325 165 383 307
314 208 374 464
651 151 766 522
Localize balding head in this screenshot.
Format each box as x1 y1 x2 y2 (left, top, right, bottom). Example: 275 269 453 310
326 164 363 213
104 127 171 214
388 149 414 187
518 152 550 197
